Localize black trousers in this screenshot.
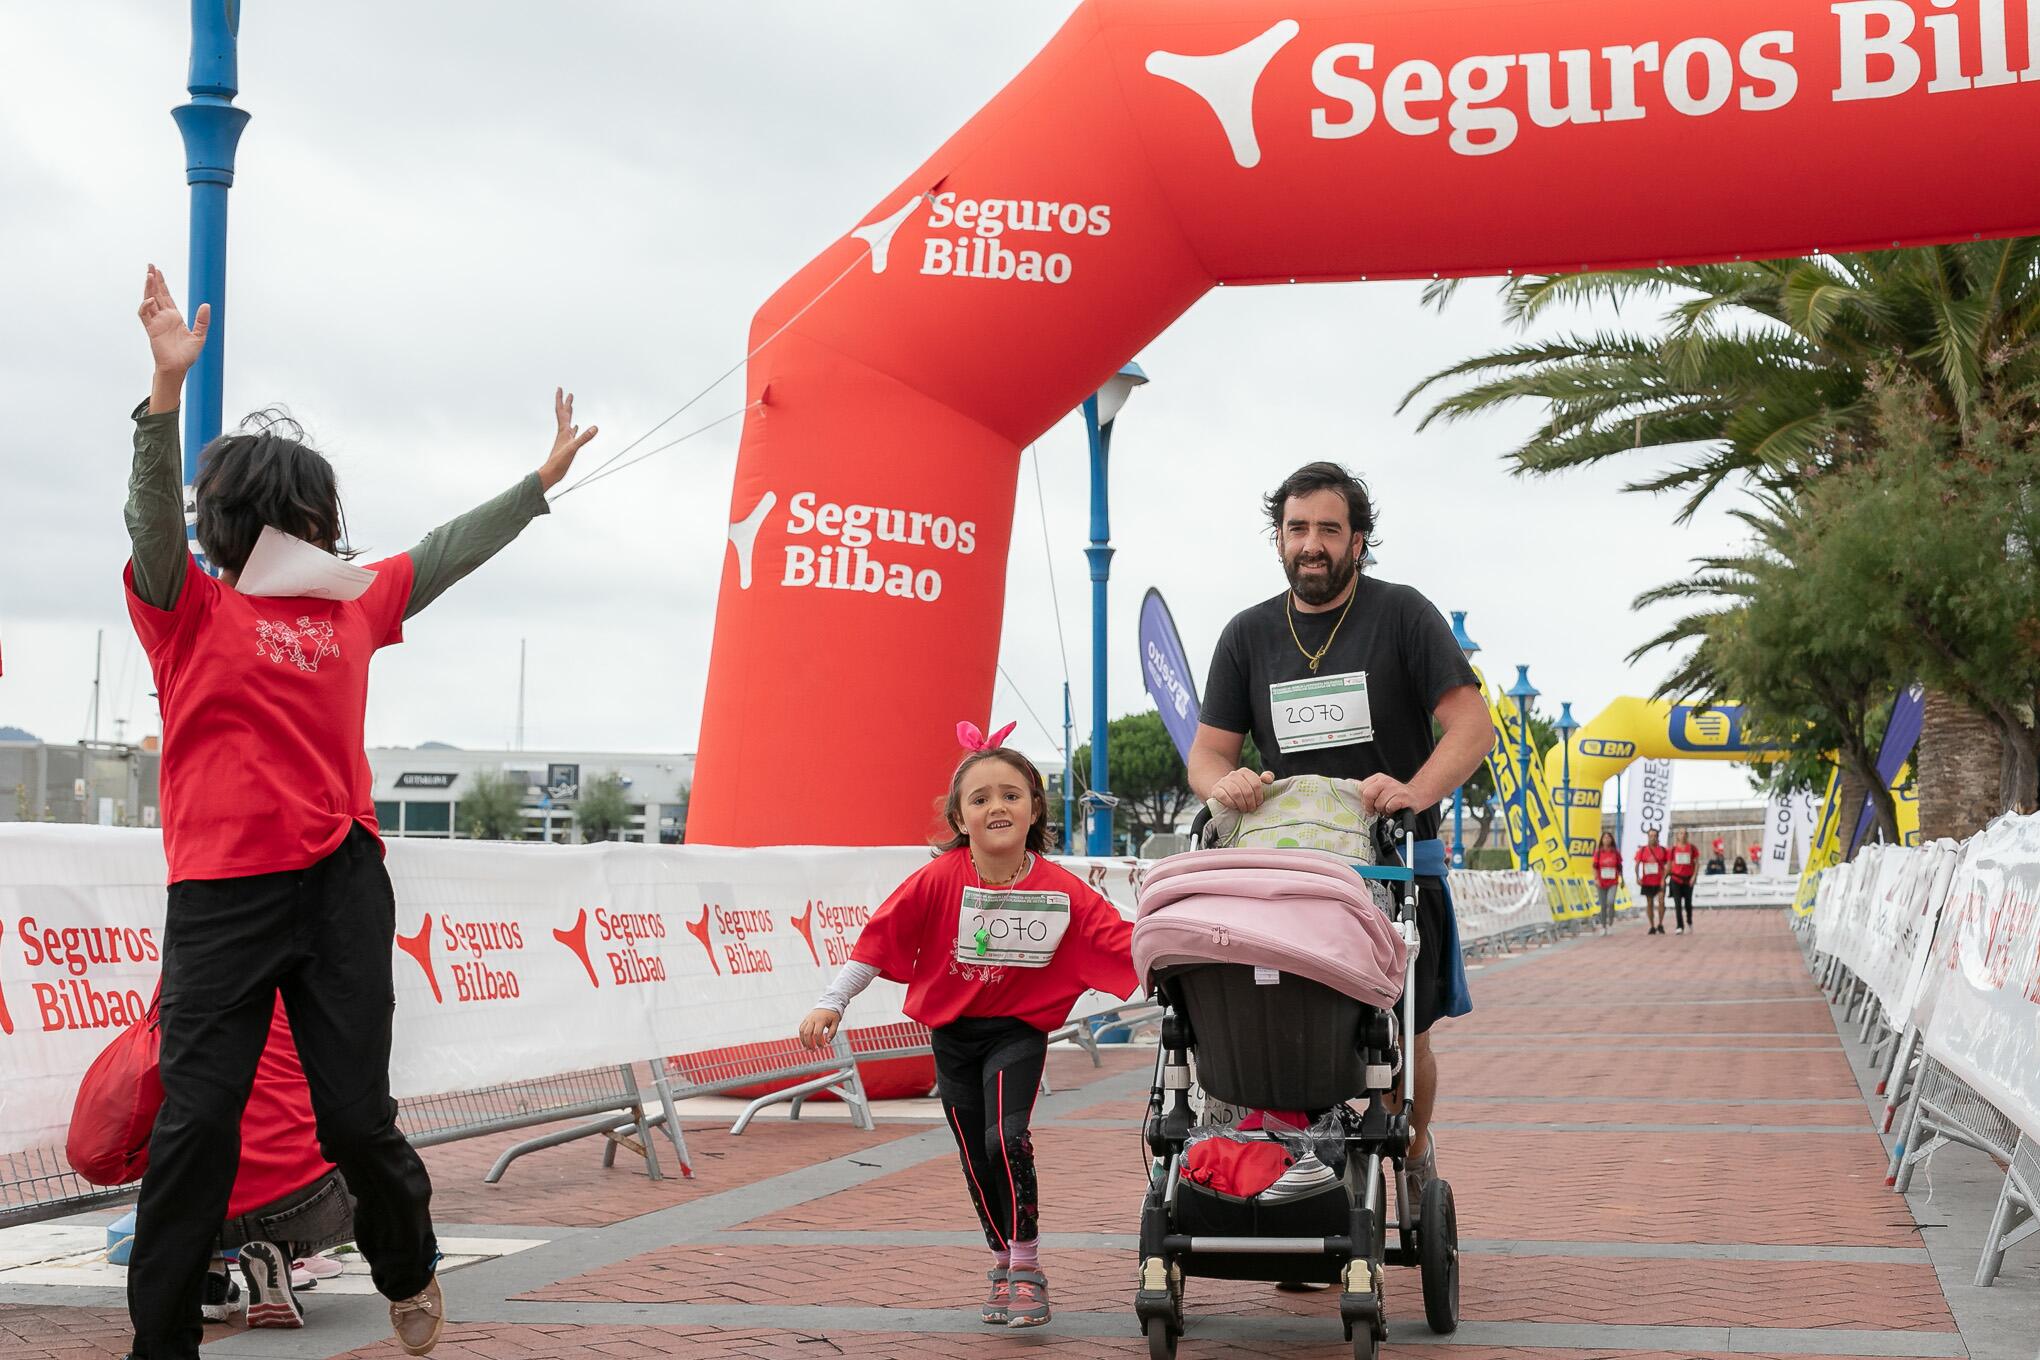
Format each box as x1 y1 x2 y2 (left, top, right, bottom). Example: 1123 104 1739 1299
931 1016 1048 1252
1670 880 1695 929
130 827 437 1359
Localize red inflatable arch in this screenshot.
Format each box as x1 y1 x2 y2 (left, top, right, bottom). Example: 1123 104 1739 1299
689 0 2040 847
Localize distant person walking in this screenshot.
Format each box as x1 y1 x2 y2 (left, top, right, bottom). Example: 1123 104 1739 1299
1667 831 1699 934
1591 831 1622 934
1634 829 1672 935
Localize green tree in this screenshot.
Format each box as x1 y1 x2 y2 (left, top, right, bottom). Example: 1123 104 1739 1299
575 771 637 843
1804 380 2040 819
1404 242 2040 828
1072 711 1197 850
460 768 527 840
1630 495 1901 844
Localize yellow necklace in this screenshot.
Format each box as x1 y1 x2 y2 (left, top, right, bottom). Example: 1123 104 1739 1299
1285 582 1357 674
971 850 1026 887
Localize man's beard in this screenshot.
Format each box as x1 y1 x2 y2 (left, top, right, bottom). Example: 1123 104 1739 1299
1285 547 1357 606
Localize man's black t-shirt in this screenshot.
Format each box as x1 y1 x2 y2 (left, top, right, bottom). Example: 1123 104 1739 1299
1202 575 1478 842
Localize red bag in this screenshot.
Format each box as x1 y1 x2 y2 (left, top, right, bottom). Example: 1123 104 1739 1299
66 988 162 1186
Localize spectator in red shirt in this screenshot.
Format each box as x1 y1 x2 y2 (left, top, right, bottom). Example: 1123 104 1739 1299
1634 829 1673 934
1667 832 1700 934
1590 831 1622 934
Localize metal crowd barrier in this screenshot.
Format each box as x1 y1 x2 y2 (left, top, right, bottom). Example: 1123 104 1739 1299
1806 885 2037 1290
398 1063 681 1184
0 1146 137 1231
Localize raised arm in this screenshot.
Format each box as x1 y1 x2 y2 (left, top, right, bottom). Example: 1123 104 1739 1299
128 265 209 610
403 389 597 619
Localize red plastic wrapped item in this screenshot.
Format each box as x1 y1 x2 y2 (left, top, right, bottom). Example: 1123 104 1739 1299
1181 1136 1293 1199
66 990 162 1186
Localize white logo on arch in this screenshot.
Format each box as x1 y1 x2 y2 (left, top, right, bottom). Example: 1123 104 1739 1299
850 197 922 274
727 491 776 589
1146 19 1300 169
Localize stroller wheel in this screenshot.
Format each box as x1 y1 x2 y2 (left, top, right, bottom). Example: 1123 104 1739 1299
1145 1315 1179 1359
1419 1177 1460 1333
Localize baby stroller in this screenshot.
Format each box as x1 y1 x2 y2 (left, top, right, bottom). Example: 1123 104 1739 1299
1130 783 1461 1359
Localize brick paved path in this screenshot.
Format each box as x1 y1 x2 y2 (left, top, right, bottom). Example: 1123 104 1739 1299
1 910 1971 1358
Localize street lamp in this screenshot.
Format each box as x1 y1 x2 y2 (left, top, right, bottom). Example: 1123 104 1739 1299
1448 610 1479 867
1504 665 1540 868
1080 361 1148 857
175 1 253 570
1555 701 1580 858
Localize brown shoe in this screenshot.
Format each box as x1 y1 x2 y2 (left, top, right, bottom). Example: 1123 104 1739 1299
389 1275 444 1356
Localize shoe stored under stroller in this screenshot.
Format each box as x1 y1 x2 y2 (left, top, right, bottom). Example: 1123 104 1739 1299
1130 788 1462 1360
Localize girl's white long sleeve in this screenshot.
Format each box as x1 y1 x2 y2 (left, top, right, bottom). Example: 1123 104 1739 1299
814 960 880 1016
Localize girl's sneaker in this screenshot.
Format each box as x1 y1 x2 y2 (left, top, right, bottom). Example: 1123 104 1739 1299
980 1267 1010 1324
238 1239 305 1329
1006 1268 1051 1328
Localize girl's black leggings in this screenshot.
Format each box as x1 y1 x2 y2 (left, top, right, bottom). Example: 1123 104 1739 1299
930 1016 1048 1251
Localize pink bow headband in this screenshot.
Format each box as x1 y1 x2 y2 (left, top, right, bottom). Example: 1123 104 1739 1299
956 719 1017 752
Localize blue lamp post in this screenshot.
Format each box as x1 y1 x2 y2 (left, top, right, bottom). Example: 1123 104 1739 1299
1555 701 1580 858
1503 665 1540 868
174 0 252 559
1080 361 1148 857
1448 610 1479 867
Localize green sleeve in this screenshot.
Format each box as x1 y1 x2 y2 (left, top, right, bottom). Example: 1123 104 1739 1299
403 473 550 619
125 401 189 611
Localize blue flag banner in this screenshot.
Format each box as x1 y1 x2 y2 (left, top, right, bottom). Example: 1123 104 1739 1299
1138 588 1200 763
1850 681 1925 855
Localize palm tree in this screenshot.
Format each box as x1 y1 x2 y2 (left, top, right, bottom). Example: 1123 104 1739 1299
1404 241 2040 837
1624 495 1901 844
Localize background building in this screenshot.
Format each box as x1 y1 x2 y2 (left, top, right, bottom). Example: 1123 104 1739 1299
368 745 695 843
1 739 160 828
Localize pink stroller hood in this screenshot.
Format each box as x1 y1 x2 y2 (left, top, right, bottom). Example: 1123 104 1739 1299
1132 848 1406 1010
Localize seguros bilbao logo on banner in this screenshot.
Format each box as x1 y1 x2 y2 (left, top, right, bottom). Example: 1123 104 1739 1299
552 906 671 989
1145 9 2039 168
684 903 776 977
854 190 1112 285
396 912 526 1005
727 488 978 607
789 899 872 968
4 915 158 1034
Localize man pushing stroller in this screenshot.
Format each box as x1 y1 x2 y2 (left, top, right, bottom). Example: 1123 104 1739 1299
1187 462 1493 1202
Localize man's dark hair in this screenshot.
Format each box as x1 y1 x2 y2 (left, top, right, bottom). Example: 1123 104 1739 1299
193 408 354 574
1264 461 1376 544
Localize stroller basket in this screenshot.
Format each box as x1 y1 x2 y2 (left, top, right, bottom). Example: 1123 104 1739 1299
1157 962 1377 1111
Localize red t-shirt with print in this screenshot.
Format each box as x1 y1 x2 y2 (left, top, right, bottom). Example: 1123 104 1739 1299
1668 842 1699 883
1634 843 1672 888
125 554 414 883
853 848 1138 1032
1592 848 1622 887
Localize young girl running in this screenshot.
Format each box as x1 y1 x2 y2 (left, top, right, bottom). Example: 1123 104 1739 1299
798 723 1137 1329
122 266 595 1360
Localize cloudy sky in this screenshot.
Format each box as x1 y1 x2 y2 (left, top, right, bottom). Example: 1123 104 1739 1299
0 1 1764 807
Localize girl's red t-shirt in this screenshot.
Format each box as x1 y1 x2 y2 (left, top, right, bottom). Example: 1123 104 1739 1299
852 847 1139 1032
1592 848 1622 887
125 554 414 883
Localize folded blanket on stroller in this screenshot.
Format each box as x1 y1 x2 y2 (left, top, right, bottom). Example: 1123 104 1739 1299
1132 848 1406 1010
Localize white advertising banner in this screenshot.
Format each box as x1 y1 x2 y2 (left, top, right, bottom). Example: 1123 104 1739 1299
1619 759 1675 869
1791 788 1819 864
1761 793 1796 877
0 827 1145 1157
1914 812 2040 1147
1448 870 1554 945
